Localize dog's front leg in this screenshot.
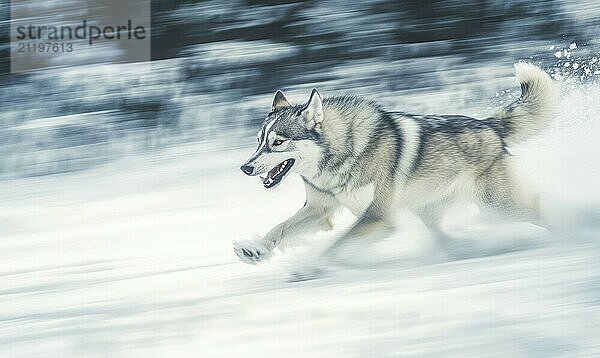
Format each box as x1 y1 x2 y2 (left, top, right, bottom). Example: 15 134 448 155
327 212 393 260
289 206 393 281
321 188 395 264
234 187 337 264
233 204 334 264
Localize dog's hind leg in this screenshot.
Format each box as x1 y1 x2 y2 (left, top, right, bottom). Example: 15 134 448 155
473 157 544 227
413 199 454 251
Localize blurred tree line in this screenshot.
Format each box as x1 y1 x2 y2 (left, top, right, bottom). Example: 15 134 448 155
0 0 594 178
150 0 577 93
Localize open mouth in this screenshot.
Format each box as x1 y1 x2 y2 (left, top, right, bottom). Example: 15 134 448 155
260 159 295 189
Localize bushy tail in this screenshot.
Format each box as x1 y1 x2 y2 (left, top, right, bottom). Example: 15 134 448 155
495 63 558 145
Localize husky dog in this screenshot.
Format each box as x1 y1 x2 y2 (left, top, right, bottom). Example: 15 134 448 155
234 63 557 269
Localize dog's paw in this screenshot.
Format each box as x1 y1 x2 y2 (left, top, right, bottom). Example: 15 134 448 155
233 240 270 265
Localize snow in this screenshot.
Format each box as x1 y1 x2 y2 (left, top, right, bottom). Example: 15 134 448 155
2 93 600 357
2 40 600 356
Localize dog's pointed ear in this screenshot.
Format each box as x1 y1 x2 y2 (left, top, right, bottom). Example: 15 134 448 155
272 90 291 112
300 88 324 126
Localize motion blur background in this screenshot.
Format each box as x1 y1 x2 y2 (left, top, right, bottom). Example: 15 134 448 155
1 1 600 357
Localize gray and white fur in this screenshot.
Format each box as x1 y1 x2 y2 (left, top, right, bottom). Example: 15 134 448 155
234 63 558 271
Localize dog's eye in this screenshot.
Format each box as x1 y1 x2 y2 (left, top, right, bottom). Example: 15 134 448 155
273 139 285 146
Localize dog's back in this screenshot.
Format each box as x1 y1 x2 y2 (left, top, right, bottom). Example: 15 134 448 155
392 64 556 208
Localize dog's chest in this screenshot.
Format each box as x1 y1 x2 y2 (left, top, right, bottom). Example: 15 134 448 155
334 183 374 216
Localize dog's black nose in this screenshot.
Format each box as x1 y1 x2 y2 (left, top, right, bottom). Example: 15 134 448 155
240 164 254 176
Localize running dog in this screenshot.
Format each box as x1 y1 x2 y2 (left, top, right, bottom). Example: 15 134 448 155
234 63 557 270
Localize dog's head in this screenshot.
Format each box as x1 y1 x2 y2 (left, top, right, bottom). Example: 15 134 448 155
240 89 325 189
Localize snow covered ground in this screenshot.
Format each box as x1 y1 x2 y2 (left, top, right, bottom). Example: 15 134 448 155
2 95 600 357
2 43 600 355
